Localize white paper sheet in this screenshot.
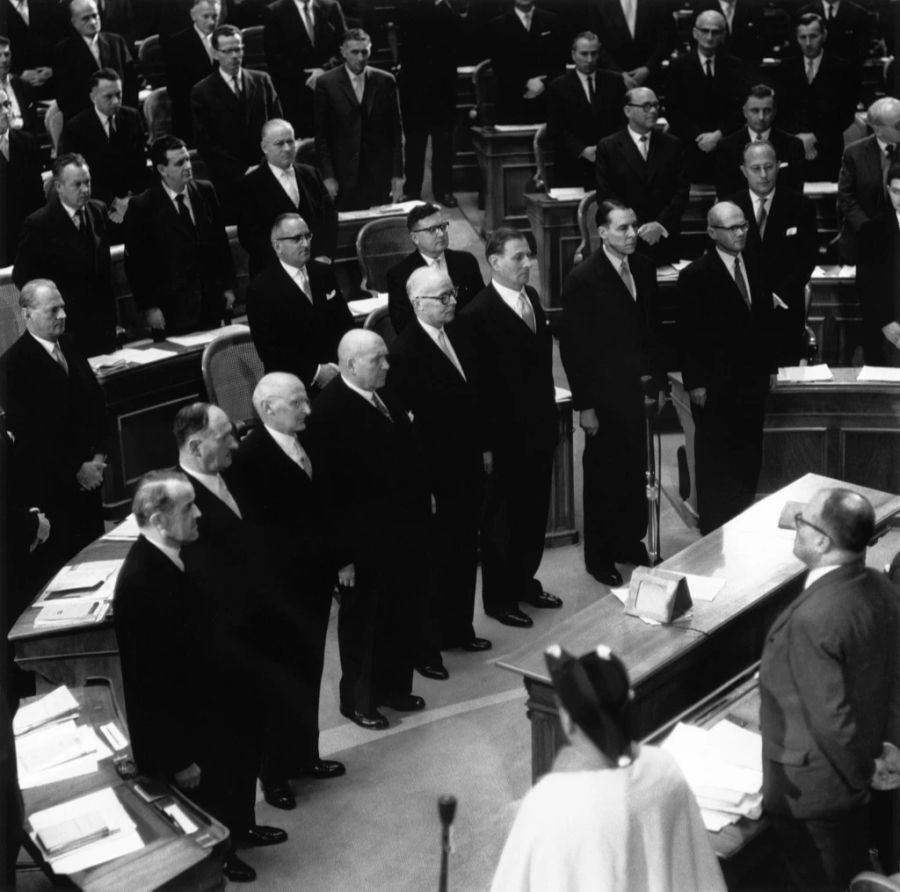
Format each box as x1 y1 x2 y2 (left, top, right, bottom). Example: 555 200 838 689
857 366 900 383
165 323 250 348
13 687 79 736
348 294 389 317
42 560 121 597
777 364 833 383
102 514 140 541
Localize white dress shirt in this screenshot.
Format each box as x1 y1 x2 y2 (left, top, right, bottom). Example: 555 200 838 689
83 35 101 64
28 330 61 360
162 181 195 223
180 465 242 517
804 563 842 589
417 318 466 378
269 161 300 205
219 67 242 95
716 247 751 302
143 534 185 570
264 424 312 476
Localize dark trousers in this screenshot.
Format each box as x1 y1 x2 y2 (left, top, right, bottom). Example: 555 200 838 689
481 447 554 614
691 378 768 535
402 114 455 198
337 556 417 713
33 491 104 592
768 806 870 892
582 408 647 569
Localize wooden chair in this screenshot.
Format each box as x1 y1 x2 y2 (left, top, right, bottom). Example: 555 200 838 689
137 34 166 89
201 329 264 429
241 26 267 72
356 217 411 296
363 305 397 349
573 190 599 265
142 86 172 141
472 60 496 127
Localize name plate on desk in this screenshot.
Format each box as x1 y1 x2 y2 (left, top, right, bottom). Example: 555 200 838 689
626 567 693 624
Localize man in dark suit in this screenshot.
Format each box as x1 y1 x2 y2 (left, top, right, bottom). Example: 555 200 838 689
191 24 283 219
394 0 463 206
313 28 404 211
546 31 625 190
665 9 751 183
306 330 430 730
587 0 675 88
800 0 871 70
488 0 565 125
726 140 818 365
837 96 900 263
14 153 117 356
560 200 662 587
715 83 806 198
173 405 289 880
226 374 346 810
237 117 337 276
1 0 61 96
263 0 345 136
760 487 900 891
124 136 235 336
455 228 562 628
388 266 492 677
52 0 138 118
0 88 44 267
386 203 484 333
60 68 147 219
856 167 900 365
692 0 766 62
677 200 776 534
0 280 106 591
246 212 352 391
0 37 40 133
114 469 277 884
596 88 690 264
162 0 218 141
778 12 858 183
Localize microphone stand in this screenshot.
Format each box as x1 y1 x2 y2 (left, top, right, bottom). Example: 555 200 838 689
644 394 661 567
438 795 457 892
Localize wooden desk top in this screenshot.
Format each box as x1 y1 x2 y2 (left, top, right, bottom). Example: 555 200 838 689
498 473 900 686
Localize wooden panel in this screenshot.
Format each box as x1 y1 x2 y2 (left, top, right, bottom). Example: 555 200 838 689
758 427 830 493
500 161 537 227
841 429 900 493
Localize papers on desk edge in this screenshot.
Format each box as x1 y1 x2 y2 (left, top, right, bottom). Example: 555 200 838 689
857 365 900 383
610 571 726 606
777 364 833 383
13 686 79 736
41 559 121 597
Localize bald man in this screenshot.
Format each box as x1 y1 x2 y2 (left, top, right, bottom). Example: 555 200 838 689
838 97 900 263
761 488 900 890
226 373 346 806
238 118 337 276
677 201 776 533
306 331 431 730
388 267 492 675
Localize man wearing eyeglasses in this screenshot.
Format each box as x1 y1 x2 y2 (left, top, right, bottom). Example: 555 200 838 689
676 200 776 533
124 135 236 337
246 211 353 391
386 203 484 333
760 487 900 890
595 87 690 264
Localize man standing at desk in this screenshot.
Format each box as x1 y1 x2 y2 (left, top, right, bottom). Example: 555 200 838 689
677 200 776 534
760 487 900 891
560 200 661 587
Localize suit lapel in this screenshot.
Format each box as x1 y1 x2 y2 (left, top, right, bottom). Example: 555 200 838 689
709 249 751 312
339 67 359 108
412 320 466 383
618 131 648 181
767 562 860 638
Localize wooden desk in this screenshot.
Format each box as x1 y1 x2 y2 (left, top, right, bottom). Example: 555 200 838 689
669 369 900 520
807 272 863 367
497 473 900 782
547 391 577 548
20 684 228 891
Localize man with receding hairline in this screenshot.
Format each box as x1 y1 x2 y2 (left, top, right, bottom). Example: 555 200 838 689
761 487 900 890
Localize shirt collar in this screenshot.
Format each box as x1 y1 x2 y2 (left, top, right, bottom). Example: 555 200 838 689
83 34 99 49
180 463 224 496
340 374 378 401
28 330 59 357
491 278 524 308
416 317 445 338
59 199 80 221
749 127 771 142
94 106 111 127
161 180 188 201
804 563 843 589
142 533 184 571
627 125 649 147
418 250 444 266
697 50 715 70
345 65 366 82
753 187 775 205
715 246 742 270
279 258 308 281
193 24 211 42
219 66 241 87
602 243 628 269
268 161 294 180
264 423 299 454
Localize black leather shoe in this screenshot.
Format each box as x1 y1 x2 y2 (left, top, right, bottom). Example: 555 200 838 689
461 637 492 652
525 591 563 609
416 663 449 680
437 193 458 208
242 825 288 846
588 564 623 587
263 784 296 810
381 693 426 712
340 704 389 730
223 853 257 882
487 609 533 628
304 758 346 779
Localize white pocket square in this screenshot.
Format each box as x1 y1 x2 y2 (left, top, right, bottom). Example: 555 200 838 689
326 290 337 300
785 227 797 236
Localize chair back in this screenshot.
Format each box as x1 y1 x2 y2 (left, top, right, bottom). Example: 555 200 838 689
356 217 411 295
849 873 900 892
137 34 166 88
143 86 173 141
241 26 267 71
44 101 63 157
573 190 599 264
0 271 24 355
201 330 264 427
532 123 551 192
363 305 397 348
472 60 496 126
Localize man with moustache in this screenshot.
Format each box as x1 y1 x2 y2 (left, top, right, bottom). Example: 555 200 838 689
560 200 662 587
677 201 776 533
246 212 352 391
238 118 337 277
386 203 484 334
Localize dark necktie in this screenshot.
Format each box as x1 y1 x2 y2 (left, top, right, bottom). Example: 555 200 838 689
705 58 713 78
107 114 116 138
233 74 243 100
77 208 92 249
372 392 393 421
52 342 69 375
733 256 751 308
175 193 195 231
586 74 595 104
756 198 768 238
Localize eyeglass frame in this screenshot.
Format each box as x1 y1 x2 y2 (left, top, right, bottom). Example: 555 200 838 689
794 512 831 540
413 287 458 305
710 222 750 234
626 101 660 112
274 232 313 243
410 221 450 236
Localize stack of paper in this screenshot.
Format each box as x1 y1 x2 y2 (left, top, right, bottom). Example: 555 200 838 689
102 514 140 542
548 187 586 201
16 720 113 789
777 364 833 383
165 322 250 349
33 599 111 628
28 788 143 873
857 366 900 383
41 560 121 597
13 687 79 736
661 719 763 832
